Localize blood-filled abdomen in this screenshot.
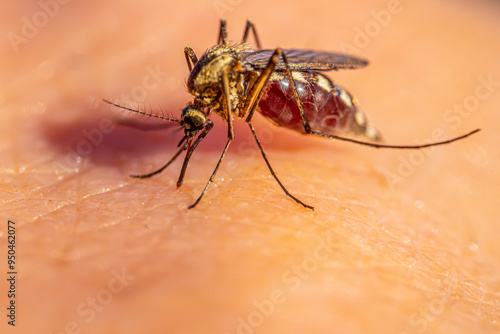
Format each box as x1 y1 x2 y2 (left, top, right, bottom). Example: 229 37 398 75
257 71 379 140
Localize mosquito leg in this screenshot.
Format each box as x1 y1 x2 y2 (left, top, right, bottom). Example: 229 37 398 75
188 135 232 209
130 143 186 179
244 49 280 123
188 73 234 209
239 49 313 209
184 46 198 73
176 121 214 187
275 49 314 134
248 122 314 210
274 51 482 148
222 73 235 139
309 128 481 149
218 19 228 45
241 19 262 49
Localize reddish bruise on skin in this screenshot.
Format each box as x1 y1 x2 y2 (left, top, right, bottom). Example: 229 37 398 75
258 71 360 135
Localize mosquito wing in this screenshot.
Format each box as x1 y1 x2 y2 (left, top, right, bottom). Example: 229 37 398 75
243 49 368 71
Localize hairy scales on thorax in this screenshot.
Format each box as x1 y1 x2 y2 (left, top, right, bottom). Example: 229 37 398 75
187 42 257 120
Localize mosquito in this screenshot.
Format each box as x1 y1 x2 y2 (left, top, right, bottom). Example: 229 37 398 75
104 19 480 210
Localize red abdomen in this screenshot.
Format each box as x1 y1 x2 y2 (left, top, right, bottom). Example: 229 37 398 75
258 71 377 139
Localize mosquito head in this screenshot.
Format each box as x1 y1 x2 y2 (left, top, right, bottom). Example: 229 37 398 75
180 104 207 137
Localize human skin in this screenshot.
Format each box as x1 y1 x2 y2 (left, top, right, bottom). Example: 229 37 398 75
1 0 499 333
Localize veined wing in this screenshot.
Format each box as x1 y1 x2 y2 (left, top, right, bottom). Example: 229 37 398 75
243 49 368 71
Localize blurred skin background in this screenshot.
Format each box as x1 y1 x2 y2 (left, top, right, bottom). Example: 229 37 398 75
0 0 499 333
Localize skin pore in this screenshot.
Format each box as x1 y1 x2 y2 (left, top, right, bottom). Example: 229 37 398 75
1 0 499 333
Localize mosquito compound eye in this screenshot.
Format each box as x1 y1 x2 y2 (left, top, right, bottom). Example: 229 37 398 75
181 105 206 132
187 115 205 130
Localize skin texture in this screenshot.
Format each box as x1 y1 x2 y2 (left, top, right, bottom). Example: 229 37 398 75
1 0 499 333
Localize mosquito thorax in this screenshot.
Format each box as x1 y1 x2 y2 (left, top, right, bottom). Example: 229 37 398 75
188 43 254 90
187 42 255 119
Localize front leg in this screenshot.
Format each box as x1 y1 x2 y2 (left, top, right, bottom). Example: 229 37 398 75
217 19 228 45
217 19 262 49
188 72 235 209
184 46 198 73
241 19 262 49
176 121 214 188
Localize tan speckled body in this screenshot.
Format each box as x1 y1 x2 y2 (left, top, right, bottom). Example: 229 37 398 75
187 42 259 120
